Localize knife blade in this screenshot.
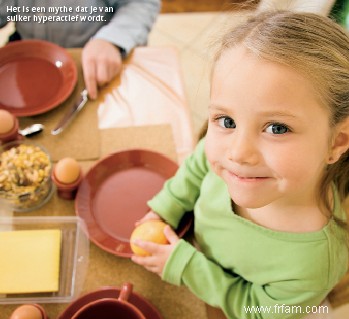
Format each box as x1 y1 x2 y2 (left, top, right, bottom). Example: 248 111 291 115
51 89 88 135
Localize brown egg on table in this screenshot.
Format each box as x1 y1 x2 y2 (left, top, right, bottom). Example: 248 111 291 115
54 157 81 184
9 304 45 319
0 109 15 134
0 109 19 144
52 157 83 200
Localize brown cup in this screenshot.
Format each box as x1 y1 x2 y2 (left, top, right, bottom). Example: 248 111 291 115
71 283 145 319
0 114 21 145
51 168 83 200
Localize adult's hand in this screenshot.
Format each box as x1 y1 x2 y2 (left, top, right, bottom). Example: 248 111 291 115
82 38 122 99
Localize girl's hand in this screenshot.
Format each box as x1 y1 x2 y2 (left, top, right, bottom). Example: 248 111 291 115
135 210 162 226
131 225 179 276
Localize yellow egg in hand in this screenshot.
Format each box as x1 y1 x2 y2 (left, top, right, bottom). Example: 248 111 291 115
130 220 169 256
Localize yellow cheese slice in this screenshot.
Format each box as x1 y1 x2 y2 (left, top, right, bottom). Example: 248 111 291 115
0 229 61 294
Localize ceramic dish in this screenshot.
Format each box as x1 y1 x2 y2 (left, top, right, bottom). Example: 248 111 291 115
0 40 77 116
58 286 163 319
75 149 192 257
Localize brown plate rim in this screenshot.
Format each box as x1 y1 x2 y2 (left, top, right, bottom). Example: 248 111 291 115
75 149 192 258
0 39 77 116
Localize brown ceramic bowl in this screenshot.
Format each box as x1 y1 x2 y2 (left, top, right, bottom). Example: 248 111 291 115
72 298 146 319
71 283 145 319
58 285 163 319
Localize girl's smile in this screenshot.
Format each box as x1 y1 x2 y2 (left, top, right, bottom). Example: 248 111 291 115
227 171 270 182
223 165 272 182
222 166 275 196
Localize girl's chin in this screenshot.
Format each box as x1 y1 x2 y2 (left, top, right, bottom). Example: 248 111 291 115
229 190 272 210
232 200 265 210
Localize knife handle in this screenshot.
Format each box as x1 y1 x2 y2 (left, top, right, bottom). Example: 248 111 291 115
51 89 88 135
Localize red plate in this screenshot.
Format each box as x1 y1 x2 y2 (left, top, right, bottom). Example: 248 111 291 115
0 40 77 116
75 149 192 257
58 286 163 319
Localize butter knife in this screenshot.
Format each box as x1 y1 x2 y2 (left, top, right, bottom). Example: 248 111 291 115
51 89 88 135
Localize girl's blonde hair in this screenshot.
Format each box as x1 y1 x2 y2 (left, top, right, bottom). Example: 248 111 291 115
212 11 349 215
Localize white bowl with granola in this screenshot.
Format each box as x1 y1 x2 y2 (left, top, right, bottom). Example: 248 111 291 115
0 140 54 212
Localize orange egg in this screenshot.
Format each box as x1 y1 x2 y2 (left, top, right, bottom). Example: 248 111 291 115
10 304 43 319
0 109 15 134
130 220 169 256
54 157 81 184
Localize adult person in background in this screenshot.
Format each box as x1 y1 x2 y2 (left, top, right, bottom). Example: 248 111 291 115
0 0 161 99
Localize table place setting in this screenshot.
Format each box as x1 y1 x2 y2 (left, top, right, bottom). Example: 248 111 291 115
0 39 206 319
16 47 101 162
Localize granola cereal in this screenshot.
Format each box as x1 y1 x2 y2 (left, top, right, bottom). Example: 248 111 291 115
0 143 52 211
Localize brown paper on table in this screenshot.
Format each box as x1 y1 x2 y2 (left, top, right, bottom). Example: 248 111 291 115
97 46 194 163
100 124 178 162
18 49 100 162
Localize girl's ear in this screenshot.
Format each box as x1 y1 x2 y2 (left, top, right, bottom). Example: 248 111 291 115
328 117 349 164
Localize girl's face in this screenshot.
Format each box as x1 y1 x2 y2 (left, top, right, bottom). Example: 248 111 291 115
205 46 332 210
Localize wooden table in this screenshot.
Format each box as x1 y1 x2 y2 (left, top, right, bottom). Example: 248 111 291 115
1 47 206 319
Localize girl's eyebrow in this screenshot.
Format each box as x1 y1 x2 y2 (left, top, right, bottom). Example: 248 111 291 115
209 104 298 119
258 111 298 119
208 104 229 112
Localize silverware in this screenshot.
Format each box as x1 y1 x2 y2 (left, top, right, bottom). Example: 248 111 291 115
51 89 88 135
19 124 44 137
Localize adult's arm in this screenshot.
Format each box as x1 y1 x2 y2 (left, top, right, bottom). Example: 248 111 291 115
94 0 161 56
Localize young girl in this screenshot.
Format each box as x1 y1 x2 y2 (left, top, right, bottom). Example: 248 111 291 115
131 11 349 319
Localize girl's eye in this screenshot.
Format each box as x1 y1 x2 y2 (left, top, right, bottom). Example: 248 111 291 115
218 116 236 129
265 123 289 134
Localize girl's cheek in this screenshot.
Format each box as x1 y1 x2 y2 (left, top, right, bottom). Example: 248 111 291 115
204 138 216 164
205 149 221 177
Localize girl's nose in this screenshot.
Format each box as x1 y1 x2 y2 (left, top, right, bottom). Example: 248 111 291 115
227 131 259 165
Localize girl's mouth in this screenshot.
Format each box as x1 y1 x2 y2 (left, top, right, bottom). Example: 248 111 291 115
229 171 270 182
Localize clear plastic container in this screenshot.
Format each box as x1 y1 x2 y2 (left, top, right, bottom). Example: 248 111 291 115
0 216 89 304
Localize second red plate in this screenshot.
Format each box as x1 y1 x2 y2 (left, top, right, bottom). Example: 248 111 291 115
0 40 77 116
75 150 191 257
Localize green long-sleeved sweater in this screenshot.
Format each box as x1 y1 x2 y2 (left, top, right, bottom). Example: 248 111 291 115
148 139 348 319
